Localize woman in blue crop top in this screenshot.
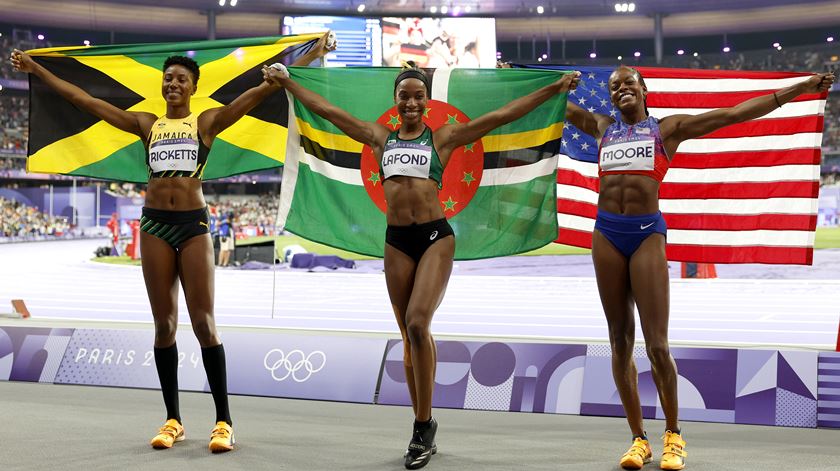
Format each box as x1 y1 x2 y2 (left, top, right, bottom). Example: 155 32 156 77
11 33 335 452
265 62 579 469
563 66 834 470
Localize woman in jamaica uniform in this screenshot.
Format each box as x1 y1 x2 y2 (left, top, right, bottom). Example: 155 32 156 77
264 61 579 470
11 32 335 453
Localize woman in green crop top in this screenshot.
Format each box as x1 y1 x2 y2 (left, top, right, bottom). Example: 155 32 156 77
11 33 335 453
265 61 579 470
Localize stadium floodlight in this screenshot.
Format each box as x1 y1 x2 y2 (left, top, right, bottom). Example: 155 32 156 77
441 5 448 14
230 0 237 5
542 53 548 59
37 34 45 40
218 0 225 6
430 6 437 13
538 57 543 62
773 42 780 48
693 52 699 57
617 55 623 60
589 52 597 59
634 51 641 57
677 49 684 55
828 37 835 42
777 45 783 51
83 40 91 46
722 46 731 52
453 6 461 15
357 3 365 12
465 5 471 13
615 3 634 13
537 5 544 14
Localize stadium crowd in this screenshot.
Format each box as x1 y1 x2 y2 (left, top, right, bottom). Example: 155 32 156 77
0 33 838 240
0 196 71 239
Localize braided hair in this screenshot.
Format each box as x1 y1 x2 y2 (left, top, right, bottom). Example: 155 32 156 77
613 65 649 117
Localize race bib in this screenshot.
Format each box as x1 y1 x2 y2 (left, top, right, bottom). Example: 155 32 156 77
599 139 655 173
148 137 199 173
381 141 433 180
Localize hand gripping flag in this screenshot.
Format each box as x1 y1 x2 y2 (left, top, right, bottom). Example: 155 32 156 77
520 65 827 265
25 33 323 182
277 67 571 260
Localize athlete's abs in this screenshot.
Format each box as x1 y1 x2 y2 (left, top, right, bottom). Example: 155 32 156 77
597 173 661 215
145 177 206 211
383 177 445 226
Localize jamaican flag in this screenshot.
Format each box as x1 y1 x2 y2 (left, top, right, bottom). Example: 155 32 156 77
26 33 322 182
278 67 569 260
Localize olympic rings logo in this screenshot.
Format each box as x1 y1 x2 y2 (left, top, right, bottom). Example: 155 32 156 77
263 349 327 383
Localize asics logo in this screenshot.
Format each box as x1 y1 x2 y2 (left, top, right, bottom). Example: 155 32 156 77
429 230 438 241
263 349 326 382
640 222 655 230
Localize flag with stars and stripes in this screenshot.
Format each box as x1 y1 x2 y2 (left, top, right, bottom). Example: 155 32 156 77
25 34 322 182
520 64 827 265
277 67 571 259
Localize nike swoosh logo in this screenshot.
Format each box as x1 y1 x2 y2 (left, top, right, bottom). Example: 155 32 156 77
640 222 655 230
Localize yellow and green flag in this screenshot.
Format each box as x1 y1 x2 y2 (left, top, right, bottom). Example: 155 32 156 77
26 33 322 182
278 67 570 259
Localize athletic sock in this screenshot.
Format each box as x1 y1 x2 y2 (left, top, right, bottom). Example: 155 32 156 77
154 343 181 424
202 344 232 425
633 432 648 441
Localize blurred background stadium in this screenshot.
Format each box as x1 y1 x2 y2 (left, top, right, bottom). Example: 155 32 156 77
0 0 837 250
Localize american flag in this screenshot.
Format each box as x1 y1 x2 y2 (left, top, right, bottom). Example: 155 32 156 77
521 65 827 265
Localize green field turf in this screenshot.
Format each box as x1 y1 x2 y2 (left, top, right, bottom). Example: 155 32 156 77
91 226 840 265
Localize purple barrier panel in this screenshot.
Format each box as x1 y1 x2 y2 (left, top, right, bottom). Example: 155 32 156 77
735 350 817 428
54 329 208 391
817 352 840 428
378 339 587 413
0 326 74 383
581 345 738 423
223 332 386 404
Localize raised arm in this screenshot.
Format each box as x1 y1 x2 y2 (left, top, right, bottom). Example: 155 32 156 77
10 49 154 139
198 32 338 142
434 71 581 154
565 102 615 140
661 72 835 154
263 65 389 149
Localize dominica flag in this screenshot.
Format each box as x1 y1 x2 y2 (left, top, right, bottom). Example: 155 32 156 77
25 33 323 182
278 67 570 259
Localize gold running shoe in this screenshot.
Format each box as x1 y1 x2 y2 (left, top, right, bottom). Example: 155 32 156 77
209 421 235 453
660 430 687 470
619 436 653 470
150 419 185 449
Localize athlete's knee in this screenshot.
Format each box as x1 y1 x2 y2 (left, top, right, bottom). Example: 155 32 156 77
405 316 431 346
191 317 219 347
154 317 178 346
610 332 635 360
646 342 672 367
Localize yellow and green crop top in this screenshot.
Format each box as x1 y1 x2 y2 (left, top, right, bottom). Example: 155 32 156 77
146 113 209 179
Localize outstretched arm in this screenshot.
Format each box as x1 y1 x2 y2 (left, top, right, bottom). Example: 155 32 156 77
661 72 835 154
434 71 581 155
10 49 154 139
199 31 338 142
565 101 615 140
263 65 389 149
